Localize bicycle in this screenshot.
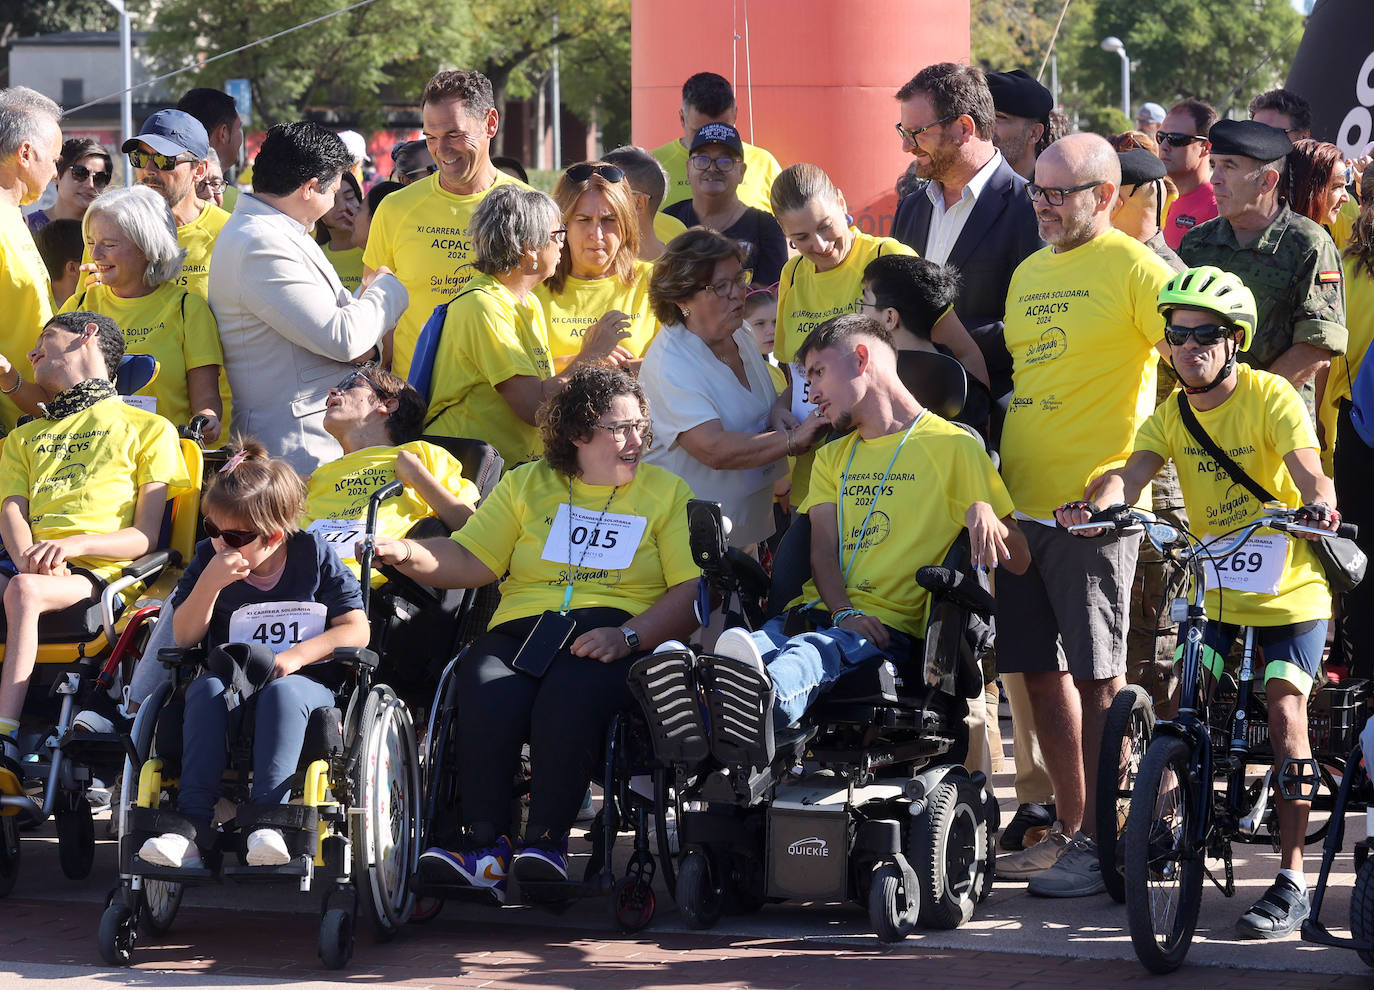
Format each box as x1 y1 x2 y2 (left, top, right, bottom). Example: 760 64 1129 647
1067 504 1358 973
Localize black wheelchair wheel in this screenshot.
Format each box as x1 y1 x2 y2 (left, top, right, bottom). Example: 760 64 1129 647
355 686 420 940
1124 735 1204 975
1352 858 1374 968
97 903 137 966
1097 685 1155 904
609 874 655 933
139 879 184 935
676 849 723 930
318 907 354 969
975 788 996 904
56 795 95 880
868 861 919 943
911 776 985 929
0 816 19 897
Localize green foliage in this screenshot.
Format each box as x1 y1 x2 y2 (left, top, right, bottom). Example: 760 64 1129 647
1080 105 1131 136
0 0 117 37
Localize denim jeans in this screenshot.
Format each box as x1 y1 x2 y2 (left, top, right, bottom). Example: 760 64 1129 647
751 615 908 728
178 672 336 825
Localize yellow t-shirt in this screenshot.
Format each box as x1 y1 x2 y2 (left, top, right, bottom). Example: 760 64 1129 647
1318 256 1374 470
795 413 1014 636
1330 195 1358 252
362 171 526 378
1135 365 1329 626
453 459 698 628
322 243 364 295
0 396 192 581
774 232 915 505
654 211 688 246
0 205 55 430
174 202 230 298
534 260 659 371
653 138 782 215
60 282 224 429
1000 229 1173 519
425 273 553 467
302 439 478 585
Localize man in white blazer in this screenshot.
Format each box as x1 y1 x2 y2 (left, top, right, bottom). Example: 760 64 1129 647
209 122 407 475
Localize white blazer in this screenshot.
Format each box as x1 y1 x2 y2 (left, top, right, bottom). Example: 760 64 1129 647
208 193 408 475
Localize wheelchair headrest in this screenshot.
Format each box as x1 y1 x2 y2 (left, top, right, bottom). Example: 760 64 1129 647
116 353 159 396
896 350 967 420
420 435 504 501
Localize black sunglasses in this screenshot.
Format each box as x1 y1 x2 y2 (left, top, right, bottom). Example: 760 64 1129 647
204 518 261 549
1163 323 1235 347
1157 131 1207 147
565 162 625 184
67 164 112 187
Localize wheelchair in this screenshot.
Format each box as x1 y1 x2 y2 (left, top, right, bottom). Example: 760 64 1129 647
0 356 205 895
628 500 997 942
96 481 421 970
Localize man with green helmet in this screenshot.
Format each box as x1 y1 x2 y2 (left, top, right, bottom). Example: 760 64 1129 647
1058 265 1342 938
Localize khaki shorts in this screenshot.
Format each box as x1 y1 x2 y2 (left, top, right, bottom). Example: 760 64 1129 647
995 520 1141 682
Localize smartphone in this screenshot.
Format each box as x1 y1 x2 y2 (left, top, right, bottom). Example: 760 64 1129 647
511 610 577 678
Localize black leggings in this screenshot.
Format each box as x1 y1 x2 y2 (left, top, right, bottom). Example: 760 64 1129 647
456 606 635 843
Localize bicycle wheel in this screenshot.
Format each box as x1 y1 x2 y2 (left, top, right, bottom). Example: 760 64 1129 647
1096 685 1154 904
1124 735 1204 975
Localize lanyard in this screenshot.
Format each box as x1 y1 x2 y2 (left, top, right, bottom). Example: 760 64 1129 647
561 479 619 615
837 414 922 581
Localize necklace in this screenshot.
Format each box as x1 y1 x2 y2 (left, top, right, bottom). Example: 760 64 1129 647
561 477 620 615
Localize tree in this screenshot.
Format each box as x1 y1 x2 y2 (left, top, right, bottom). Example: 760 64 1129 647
1 0 118 85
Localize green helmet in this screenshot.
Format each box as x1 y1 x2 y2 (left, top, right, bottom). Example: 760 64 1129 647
1157 266 1257 352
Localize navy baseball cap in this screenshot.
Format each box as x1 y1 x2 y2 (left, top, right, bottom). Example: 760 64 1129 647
122 109 210 159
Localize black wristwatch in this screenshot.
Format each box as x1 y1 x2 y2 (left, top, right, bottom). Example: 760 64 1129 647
620 626 640 651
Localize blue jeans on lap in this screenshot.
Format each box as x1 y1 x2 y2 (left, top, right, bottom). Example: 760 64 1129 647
751 615 906 728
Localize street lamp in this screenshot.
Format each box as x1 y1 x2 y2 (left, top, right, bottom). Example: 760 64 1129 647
102 0 133 186
1100 35 1131 120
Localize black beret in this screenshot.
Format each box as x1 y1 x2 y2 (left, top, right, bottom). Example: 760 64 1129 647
1207 119 1293 161
1118 148 1167 186
986 69 1054 120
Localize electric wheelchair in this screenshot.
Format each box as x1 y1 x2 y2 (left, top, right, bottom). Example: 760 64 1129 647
97 481 422 970
0 356 204 894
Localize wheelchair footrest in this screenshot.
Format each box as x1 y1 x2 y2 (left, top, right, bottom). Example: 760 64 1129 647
130 855 217 883
57 730 127 767
411 870 505 902
234 804 319 859
700 654 774 770
627 651 709 768
516 877 605 904
223 858 311 883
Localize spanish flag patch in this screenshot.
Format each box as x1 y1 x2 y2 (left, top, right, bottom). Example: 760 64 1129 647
1319 270 1342 283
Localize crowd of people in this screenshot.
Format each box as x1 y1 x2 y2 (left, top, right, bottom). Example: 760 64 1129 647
0 54 1370 941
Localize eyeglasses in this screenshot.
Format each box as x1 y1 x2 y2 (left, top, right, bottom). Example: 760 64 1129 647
564 162 625 184
67 164 112 187
550 227 568 245
1026 180 1105 206
204 518 261 549
1163 323 1236 347
594 418 653 442
697 269 753 297
689 155 739 173
127 149 196 171
895 115 954 145
335 366 382 395
402 165 437 180
198 177 226 193
1157 131 1208 147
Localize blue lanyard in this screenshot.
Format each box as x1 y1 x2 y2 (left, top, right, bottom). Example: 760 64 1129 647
836 415 921 581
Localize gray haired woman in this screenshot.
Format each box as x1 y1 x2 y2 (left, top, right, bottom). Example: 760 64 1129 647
423 183 630 465
62 184 225 440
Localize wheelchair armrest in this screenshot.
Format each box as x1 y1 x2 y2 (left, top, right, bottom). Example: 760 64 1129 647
333 647 379 671
158 646 204 669
725 547 771 600
915 564 995 618
122 549 180 582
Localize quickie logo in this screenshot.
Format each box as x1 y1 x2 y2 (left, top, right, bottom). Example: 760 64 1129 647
786 836 830 857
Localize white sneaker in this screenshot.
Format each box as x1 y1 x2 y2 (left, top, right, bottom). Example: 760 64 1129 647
139 832 203 869
72 710 116 734
653 640 689 655
245 827 292 866
713 627 769 681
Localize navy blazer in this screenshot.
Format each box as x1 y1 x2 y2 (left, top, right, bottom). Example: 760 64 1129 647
891 155 1042 397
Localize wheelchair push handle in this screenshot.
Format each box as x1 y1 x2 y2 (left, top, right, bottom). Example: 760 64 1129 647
357 480 405 611
180 414 212 444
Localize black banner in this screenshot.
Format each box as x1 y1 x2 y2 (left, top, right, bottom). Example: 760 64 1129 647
1287 0 1374 155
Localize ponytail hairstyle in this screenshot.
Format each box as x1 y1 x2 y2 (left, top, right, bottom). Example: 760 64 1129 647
201 437 306 539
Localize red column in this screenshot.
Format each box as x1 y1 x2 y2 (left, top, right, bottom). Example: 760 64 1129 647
631 0 970 235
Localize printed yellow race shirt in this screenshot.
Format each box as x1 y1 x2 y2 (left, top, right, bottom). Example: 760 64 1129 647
534 260 659 371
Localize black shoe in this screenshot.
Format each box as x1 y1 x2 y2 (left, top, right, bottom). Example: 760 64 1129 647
999 802 1055 851
1236 874 1310 939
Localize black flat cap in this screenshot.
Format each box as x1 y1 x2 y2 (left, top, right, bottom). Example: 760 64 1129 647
1208 119 1293 161
986 69 1054 120
1118 148 1167 186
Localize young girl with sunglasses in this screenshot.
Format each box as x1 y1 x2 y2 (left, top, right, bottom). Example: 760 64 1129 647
138 440 369 871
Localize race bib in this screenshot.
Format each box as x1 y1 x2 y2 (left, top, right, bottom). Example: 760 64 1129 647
307 517 365 559
122 394 157 413
790 362 818 422
540 504 647 571
1201 534 1287 596
227 601 328 655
